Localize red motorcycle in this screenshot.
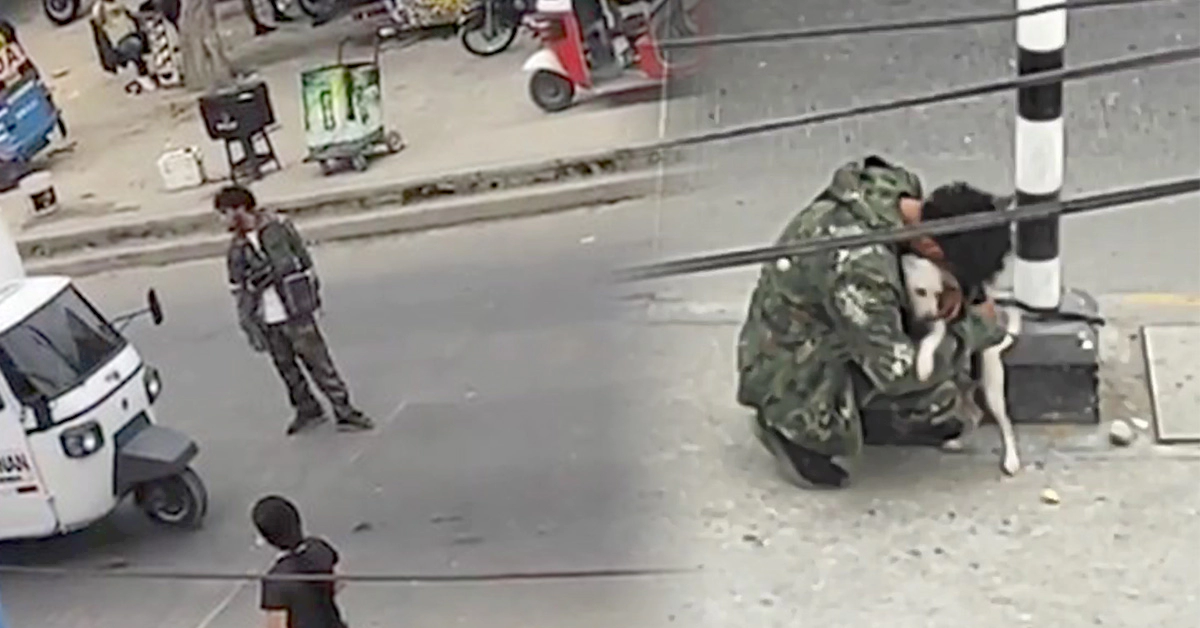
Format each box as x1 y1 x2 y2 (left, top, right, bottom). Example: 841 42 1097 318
521 0 705 112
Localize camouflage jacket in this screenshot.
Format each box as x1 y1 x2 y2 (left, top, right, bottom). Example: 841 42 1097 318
736 156 986 456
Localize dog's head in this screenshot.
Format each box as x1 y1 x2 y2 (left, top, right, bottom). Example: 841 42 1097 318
900 254 951 323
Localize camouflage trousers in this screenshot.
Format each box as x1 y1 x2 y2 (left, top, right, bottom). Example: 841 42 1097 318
741 310 1009 458
263 317 358 421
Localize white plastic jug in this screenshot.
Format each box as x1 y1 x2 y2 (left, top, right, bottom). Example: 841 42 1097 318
157 147 206 191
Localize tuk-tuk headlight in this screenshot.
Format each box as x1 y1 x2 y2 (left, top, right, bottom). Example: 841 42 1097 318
61 421 105 459
144 366 162 403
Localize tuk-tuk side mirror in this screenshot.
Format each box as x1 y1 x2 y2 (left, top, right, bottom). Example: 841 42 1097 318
147 289 164 326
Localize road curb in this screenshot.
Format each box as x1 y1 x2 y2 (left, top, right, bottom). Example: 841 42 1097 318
18 144 678 262
26 169 692 277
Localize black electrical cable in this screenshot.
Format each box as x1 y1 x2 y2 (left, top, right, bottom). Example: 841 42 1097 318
663 0 1192 49
614 177 1200 282
645 45 1200 152
0 563 695 584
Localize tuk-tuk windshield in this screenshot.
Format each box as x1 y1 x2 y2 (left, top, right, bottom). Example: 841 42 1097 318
0 286 127 404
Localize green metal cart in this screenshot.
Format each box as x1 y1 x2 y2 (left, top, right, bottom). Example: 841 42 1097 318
300 36 405 175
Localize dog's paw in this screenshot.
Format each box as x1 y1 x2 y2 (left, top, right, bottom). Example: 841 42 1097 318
941 438 965 453
916 352 935 381
1001 452 1021 476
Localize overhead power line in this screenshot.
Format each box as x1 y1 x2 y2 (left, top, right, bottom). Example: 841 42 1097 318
663 0 1193 49
0 563 695 585
646 45 1200 152
614 177 1200 282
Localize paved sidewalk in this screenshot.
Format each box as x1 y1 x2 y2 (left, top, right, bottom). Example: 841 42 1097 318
0 5 668 239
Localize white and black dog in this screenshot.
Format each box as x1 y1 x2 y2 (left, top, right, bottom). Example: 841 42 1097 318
899 253 1022 476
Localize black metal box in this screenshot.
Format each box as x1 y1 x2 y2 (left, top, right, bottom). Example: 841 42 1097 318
198 80 276 141
1001 290 1102 424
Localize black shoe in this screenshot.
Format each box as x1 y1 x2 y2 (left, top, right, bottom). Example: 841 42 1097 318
752 417 849 489
254 24 277 36
286 409 327 435
862 412 964 447
336 412 374 432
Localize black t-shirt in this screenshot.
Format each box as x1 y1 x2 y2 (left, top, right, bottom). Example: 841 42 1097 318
260 537 348 628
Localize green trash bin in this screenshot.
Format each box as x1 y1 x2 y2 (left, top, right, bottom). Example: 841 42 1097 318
300 37 404 174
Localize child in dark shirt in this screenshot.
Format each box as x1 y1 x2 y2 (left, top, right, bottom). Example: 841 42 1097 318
253 495 349 628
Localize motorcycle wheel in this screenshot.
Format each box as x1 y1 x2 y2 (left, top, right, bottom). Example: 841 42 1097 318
135 468 208 529
44 0 80 26
296 0 339 20
460 9 520 57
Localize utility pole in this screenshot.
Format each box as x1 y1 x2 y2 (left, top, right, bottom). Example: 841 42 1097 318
1005 0 1103 425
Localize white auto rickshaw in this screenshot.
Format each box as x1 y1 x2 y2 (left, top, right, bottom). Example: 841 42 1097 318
0 269 207 542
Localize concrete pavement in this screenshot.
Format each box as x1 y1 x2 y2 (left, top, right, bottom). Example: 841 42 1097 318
0 1 679 265
3 189 1200 626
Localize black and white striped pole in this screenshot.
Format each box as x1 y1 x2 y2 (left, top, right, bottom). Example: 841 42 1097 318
1013 0 1065 311
1004 0 1102 426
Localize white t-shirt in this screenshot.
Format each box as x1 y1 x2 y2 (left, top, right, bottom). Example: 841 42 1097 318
246 231 289 325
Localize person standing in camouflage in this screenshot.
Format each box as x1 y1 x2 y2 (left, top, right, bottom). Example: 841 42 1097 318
736 156 1013 489
217 186 374 436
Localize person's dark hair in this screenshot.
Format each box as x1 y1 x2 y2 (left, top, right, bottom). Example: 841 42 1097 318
214 185 257 214
252 495 304 551
920 182 1012 291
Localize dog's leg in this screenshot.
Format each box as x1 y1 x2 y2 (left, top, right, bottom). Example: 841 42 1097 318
941 384 982 453
915 319 947 382
980 338 1020 475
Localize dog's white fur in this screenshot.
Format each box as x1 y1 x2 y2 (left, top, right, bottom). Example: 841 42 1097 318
899 254 1022 476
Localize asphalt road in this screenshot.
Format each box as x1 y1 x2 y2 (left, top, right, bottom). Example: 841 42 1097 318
0 203 678 628
662 0 1200 296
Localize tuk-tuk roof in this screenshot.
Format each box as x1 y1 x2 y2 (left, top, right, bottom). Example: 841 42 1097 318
0 276 70 333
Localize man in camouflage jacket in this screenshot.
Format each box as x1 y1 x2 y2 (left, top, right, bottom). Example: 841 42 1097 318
216 185 374 436
736 156 1011 489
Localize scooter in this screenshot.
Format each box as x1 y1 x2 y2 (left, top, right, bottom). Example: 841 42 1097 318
521 0 703 112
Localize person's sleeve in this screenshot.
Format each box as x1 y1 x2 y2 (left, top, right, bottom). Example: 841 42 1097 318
820 231 953 396
281 219 314 272
228 247 266 347
259 566 291 612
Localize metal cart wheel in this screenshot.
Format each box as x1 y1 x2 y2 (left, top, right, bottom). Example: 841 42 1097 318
350 155 369 172
385 131 405 154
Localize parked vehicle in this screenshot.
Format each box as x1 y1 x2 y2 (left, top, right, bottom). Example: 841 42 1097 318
459 0 533 57
522 0 704 112
0 19 67 190
0 275 209 542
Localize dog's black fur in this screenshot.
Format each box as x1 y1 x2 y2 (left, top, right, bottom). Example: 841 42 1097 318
920 182 1012 300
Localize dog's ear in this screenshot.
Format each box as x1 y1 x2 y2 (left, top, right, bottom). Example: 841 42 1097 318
937 270 964 320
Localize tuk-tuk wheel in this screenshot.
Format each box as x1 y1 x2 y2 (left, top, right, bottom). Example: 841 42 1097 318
318 160 336 176
350 155 369 172
135 468 208 529
530 71 575 113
